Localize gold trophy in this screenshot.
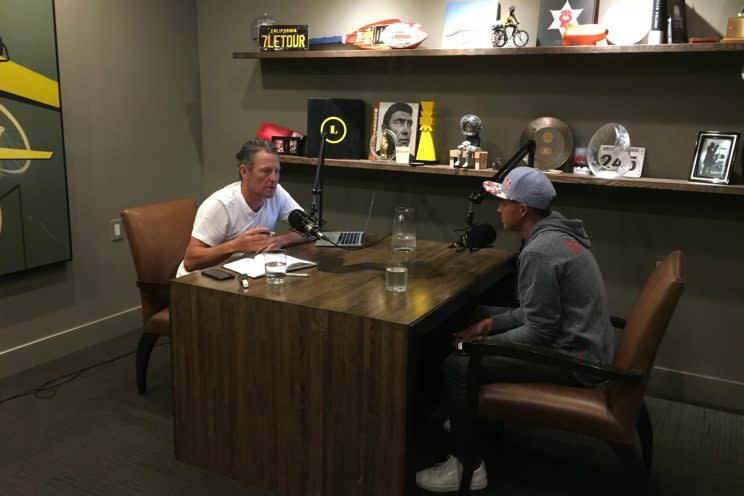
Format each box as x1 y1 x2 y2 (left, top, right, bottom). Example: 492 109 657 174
722 9 744 43
415 101 436 163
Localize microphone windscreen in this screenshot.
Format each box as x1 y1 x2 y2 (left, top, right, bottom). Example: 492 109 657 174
287 209 309 233
466 224 497 249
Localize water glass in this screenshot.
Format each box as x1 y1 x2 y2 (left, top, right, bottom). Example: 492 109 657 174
385 260 408 293
264 249 287 285
391 206 416 252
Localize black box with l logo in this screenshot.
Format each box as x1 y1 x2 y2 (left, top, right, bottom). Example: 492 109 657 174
306 98 367 159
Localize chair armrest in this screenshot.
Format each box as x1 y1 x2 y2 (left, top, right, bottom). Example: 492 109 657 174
136 280 170 291
462 340 643 385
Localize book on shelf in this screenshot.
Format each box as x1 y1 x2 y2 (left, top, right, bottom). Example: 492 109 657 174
223 254 316 278
667 0 687 43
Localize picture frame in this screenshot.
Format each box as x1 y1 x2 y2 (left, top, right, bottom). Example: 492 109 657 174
369 101 420 162
537 0 598 46
271 136 288 154
1 0 71 276
689 131 739 184
441 0 500 49
287 136 303 155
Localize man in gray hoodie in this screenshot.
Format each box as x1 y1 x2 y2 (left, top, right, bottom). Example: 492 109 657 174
416 167 615 493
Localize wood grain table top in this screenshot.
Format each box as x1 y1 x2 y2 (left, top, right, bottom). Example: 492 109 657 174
173 239 514 327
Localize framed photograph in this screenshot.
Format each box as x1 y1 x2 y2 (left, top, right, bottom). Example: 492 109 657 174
369 101 420 162
271 136 288 154
441 0 500 49
287 136 302 155
537 0 598 46
689 131 740 184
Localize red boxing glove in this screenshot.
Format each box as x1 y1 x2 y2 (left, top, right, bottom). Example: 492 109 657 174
257 122 305 140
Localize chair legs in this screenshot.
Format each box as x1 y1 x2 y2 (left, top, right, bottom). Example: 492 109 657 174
136 333 160 395
609 442 649 494
637 402 654 471
608 402 654 485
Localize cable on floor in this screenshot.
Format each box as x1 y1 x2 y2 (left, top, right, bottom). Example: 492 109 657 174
0 339 169 405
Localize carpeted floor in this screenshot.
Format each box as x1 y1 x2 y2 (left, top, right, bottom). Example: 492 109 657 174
0 330 742 496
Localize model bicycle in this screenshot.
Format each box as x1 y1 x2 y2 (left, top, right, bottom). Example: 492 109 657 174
491 6 529 47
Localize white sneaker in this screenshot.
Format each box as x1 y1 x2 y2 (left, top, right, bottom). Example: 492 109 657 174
415 455 487 492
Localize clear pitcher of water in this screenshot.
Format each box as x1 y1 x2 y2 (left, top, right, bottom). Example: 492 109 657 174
391 207 416 252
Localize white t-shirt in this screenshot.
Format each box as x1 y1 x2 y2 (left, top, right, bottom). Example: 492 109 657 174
177 181 301 276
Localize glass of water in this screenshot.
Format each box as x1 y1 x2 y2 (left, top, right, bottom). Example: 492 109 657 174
391 206 416 252
385 258 408 293
264 249 287 285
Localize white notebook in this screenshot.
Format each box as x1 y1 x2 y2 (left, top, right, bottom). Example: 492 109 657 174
223 253 316 278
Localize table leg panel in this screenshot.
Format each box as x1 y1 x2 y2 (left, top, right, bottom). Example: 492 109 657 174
324 313 409 496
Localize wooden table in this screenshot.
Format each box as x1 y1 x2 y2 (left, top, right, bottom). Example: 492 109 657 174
170 239 513 496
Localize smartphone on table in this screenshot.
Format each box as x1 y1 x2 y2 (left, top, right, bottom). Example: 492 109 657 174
201 268 234 281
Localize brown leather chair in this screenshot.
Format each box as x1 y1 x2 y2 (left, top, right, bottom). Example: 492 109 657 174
121 199 197 395
459 250 685 494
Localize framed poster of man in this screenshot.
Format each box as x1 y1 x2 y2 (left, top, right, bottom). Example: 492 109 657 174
369 102 420 162
689 131 739 184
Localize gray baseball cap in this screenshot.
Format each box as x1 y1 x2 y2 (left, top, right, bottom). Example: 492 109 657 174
482 167 556 209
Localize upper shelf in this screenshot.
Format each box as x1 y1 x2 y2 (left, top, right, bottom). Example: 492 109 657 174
278 155 744 196
234 42 744 60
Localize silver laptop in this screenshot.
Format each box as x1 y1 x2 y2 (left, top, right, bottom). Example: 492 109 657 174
316 193 375 247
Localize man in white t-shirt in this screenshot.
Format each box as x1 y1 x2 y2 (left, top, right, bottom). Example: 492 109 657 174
177 138 308 276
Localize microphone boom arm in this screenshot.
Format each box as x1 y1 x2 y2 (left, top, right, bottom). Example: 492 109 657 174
494 139 536 183
309 132 327 229
462 139 536 226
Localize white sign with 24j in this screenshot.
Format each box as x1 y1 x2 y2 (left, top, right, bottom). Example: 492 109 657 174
598 145 646 178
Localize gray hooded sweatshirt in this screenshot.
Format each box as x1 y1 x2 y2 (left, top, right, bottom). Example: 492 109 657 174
490 211 615 365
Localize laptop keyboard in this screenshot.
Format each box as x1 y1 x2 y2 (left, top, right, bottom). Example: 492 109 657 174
338 232 361 246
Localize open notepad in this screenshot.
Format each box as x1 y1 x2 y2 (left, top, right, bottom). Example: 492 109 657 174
222 253 316 279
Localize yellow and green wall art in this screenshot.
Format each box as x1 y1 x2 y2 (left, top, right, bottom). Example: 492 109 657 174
0 0 70 276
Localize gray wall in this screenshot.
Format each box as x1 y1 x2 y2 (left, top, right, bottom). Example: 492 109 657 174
197 0 744 411
0 0 202 376
1 0 742 412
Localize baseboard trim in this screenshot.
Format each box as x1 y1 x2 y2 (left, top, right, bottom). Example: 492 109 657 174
0 307 142 378
648 366 744 414
2 313 741 413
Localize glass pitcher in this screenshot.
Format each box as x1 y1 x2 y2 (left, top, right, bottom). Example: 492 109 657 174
391 207 416 252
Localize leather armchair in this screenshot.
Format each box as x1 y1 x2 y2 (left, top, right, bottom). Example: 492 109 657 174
121 199 197 395
459 250 686 494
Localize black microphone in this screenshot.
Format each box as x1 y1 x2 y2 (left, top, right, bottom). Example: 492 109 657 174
288 209 329 240
451 224 497 251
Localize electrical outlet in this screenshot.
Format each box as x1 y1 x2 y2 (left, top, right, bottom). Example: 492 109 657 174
111 218 123 241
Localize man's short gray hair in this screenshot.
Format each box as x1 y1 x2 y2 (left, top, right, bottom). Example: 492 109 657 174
235 138 275 170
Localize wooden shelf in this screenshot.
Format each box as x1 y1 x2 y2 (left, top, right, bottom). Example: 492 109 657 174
247 42 744 197
234 42 744 60
279 155 744 196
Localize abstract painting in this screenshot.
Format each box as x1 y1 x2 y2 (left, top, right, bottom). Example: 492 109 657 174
0 0 70 276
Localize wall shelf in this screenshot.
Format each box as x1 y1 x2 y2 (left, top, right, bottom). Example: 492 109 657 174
279 155 744 196
247 42 744 197
234 42 744 60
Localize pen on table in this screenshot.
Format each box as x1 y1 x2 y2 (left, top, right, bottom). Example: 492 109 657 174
285 273 309 278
